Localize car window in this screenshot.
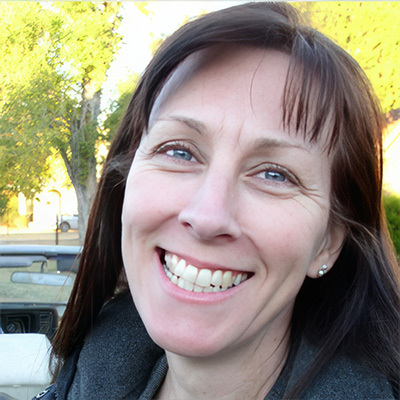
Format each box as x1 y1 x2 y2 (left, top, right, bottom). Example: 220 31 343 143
0 259 75 307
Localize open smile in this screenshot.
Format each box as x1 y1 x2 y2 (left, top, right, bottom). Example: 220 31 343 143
160 250 250 293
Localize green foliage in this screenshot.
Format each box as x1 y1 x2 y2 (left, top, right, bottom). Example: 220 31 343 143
103 73 139 140
0 192 9 217
0 2 122 221
293 2 400 113
384 193 400 255
0 195 29 228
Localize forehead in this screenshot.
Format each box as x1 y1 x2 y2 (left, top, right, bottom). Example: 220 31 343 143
150 46 289 130
150 46 331 154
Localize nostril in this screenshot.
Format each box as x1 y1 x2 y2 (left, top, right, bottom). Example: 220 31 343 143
180 221 193 230
179 214 241 241
177 187 241 240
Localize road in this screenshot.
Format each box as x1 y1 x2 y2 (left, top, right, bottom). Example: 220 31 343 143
0 230 80 246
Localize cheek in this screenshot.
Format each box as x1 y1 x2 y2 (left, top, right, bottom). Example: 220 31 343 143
122 176 161 233
122 170 189 234
245 199 328 267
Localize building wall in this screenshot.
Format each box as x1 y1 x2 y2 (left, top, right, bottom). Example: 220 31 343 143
28 186 78 232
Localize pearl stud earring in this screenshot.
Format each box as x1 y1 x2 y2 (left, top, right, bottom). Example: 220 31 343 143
318 264 328 277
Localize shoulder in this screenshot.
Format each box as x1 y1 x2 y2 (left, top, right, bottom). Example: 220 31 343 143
55 291 164 399
267 337 395 400
305 353 395 399
79 290 160 353
290 338 395 400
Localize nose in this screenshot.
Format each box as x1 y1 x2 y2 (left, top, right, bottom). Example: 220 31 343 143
178 172 241 241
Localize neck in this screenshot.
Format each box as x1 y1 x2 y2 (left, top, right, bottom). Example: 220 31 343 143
156 327 290 400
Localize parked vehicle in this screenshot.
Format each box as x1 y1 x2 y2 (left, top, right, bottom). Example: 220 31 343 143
0 245 81 399
59 214 78 232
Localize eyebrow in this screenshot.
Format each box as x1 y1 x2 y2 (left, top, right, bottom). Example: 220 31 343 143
155 115 311 152
252 137 310 153
155 115 207 135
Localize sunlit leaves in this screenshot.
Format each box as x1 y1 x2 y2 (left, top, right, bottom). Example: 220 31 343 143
293 1 400 113
0 1 122 218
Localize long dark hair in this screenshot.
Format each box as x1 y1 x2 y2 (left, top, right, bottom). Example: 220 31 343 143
52 2 399 396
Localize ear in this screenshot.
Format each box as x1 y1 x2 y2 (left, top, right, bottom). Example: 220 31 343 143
307 222 346 279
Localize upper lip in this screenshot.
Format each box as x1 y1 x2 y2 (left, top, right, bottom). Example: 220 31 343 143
158 247 252 274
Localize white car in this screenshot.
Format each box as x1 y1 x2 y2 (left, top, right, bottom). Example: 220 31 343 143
59 215 78 232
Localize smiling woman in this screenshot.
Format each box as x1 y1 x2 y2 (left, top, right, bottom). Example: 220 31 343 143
41 2 400 400
122 48 340 371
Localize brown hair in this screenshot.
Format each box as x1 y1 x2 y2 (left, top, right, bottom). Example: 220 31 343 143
52 2 399 396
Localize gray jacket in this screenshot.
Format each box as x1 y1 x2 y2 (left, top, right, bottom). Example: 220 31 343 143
34 291 395 399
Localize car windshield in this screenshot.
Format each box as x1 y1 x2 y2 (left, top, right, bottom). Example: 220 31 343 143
0 245 80 317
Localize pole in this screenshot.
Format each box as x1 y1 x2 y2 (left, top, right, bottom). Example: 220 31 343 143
55 214 59 245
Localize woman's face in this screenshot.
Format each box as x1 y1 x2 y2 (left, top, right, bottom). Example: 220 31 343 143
122 47 344 358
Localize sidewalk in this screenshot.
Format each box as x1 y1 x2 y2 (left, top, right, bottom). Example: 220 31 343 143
0 230 80 246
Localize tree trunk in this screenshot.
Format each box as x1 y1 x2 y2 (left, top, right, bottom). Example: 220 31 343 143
60 146 97 244
74 177 96 244
60 86 101 244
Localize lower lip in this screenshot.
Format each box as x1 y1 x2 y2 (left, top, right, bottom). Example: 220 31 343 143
154 251 245 304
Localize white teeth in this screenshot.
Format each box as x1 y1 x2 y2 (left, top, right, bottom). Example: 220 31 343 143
222 271 232 288
174 259 186 276
211 270 222 288
194 285 203 293
195 269 212 287
178 278 185 289
184 281 194 291
181 264 198 283
233 274 242 286
163 252 250 293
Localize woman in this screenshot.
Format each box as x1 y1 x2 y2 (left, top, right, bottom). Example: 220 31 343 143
40 2 399 399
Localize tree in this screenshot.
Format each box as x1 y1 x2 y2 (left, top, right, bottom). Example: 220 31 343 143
103 2 159 143
103 73 139 142
0 2 122 242
293 1 400 115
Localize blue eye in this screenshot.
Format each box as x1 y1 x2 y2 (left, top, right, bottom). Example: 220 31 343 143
166 148 194 161
254 164 295 186
264 170 286 182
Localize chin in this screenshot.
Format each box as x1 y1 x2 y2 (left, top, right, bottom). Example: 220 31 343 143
144 318 231 358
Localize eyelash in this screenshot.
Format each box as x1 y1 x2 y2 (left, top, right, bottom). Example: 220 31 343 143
155 141 198 162
253 164 297 186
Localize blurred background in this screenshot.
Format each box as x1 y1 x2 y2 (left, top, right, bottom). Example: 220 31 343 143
0 1 399 253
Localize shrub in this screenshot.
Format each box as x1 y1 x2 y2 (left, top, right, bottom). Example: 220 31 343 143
383 193 400 256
